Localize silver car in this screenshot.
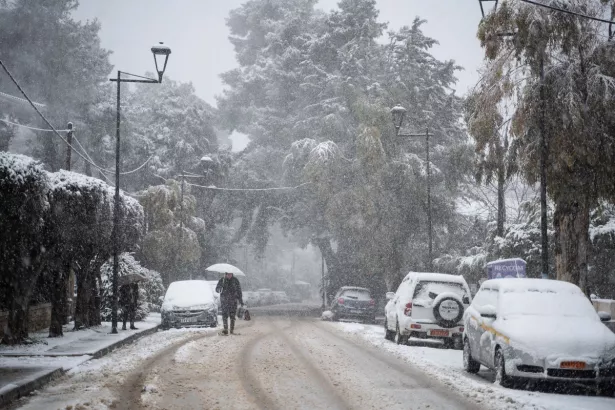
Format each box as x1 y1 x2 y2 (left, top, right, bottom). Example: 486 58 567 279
462 278 615 395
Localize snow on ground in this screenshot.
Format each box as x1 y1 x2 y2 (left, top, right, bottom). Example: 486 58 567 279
331 322 615 410
14 326 217 410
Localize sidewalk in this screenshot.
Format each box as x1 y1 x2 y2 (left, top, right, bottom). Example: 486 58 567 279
0 313 160 408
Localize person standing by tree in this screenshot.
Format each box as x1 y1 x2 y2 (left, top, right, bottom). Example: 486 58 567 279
216 272 243 335
120 282 139 330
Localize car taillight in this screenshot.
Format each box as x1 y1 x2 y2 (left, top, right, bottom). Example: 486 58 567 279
338 297 344 304
369 299 375 306
459 326 464 332
410 324 422 329
404 302 412 316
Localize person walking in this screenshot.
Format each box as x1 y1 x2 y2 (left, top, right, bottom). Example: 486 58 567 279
120 282 139 330
216 272 243 335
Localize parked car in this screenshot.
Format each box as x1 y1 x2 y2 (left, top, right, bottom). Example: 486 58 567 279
161 280 218 329
384 272 471 348
272 291 290 304
207 280 221 311
330 286 376 323
243 291 260 307
256 288 275 305
462 278 615 395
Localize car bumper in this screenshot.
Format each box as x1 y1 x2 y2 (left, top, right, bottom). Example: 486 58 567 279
333 307 375 319
400 320 464 338
503 346 615 382
162 310 218 327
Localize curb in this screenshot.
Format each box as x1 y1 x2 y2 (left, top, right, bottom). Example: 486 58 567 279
0 367 64 409
0 324 159 409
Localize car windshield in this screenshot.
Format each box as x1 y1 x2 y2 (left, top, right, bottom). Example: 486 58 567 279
500 289 598 319
341 289 371 300
413 281 469 304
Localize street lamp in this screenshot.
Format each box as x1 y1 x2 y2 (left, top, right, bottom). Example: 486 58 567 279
390 104 433 271
109 43 171 334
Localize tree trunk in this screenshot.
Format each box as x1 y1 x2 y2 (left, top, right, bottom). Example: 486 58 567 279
554 198 590 292
89 274 101 326
2 297 30 345
49 263 69 337
313 237 339 302
74 270 92 329
496 162 506 237
384 245 403 292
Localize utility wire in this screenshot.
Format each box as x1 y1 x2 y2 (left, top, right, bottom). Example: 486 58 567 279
0 118 71 132
0 59 108 172
519 0 614 25
0 60 155 177
0 90 45 108
186 181 311 192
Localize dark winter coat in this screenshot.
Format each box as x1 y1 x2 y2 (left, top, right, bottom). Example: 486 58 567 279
216 276 243 310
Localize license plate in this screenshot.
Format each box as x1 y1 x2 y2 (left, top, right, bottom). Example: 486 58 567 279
181 318 197 323
560 361 585 369
430 330 449 337
350 309 362 314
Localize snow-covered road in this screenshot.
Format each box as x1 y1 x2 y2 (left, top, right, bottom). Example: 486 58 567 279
9 317 615 410
332 321 615 410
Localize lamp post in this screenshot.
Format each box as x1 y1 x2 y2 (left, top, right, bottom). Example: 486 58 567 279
109 43 171 334
391 104 433 271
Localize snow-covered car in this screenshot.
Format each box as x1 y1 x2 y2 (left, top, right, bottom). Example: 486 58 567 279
272 291 290 304
161 280 218 329
331 286 376 323
256 288 275 305
207 280 221 310
384 272 471 348
462 278 615 395
243 291 260 307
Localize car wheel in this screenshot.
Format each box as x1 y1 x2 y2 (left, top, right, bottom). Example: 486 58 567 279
384 319 395 341
453 335 463 350
463 337 480 374
495 348 513 388
395 321 407 345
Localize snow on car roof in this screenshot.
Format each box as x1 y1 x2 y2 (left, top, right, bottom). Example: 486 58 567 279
164 280 215 306
482 278 583 294
404 272 468 284
340 286 369 291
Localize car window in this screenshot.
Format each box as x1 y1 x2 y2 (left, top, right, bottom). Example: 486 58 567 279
341 289 371 300
412 281 470 304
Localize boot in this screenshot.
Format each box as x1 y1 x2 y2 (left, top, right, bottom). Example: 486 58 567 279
230 319 235 334
222 317 229 335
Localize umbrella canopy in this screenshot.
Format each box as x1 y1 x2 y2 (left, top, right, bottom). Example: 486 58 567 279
205 263 246 277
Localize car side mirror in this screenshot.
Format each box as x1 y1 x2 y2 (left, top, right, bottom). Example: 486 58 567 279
598 311 612 322
386 292 395 300
478 304 497 319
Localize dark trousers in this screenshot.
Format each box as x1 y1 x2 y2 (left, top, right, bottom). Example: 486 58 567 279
221 302 237 332
122 307 135 329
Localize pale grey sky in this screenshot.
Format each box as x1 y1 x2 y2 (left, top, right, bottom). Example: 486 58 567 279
73 0 485 149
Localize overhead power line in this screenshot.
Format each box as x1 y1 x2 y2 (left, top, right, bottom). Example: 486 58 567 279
186 181 311 192
0 90 45 108
519 0 614 25
0 59 155 177
0 117 72 132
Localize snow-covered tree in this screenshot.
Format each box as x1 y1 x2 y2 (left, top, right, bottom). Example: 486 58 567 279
478 0 615 291
0 152 49 344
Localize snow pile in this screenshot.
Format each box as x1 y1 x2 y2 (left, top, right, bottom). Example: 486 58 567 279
321 310 334 321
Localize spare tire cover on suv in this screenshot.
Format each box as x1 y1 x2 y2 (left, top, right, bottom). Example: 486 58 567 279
433 295 464 328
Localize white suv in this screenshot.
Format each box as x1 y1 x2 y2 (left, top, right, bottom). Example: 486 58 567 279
384 272 471 348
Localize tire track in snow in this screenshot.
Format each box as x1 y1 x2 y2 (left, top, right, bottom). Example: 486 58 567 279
237 318 299 410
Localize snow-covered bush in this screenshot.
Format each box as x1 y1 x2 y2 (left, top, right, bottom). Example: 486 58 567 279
100 253 165 321
0 152 49 344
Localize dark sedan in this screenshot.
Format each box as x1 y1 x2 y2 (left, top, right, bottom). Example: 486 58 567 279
331 286 376 324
